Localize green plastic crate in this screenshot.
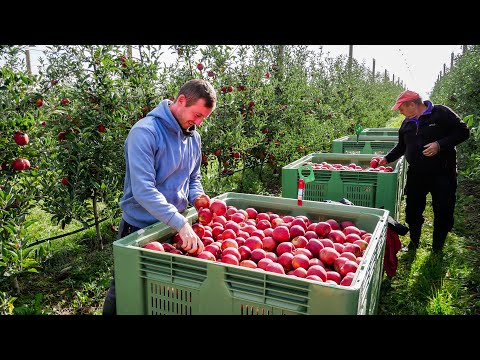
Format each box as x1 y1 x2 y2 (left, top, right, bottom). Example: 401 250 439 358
113 192 389 315
360 128 399 137
281 153 404 220
331 135 398 155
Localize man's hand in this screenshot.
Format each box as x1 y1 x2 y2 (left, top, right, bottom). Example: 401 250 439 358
178 222 204 255
378 157 388 166
423 141 440 157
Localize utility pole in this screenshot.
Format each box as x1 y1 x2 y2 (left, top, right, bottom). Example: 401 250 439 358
25 48 32 75
372 59 376 81
348 45 353 73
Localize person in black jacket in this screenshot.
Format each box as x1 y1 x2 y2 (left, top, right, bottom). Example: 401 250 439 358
377 90 470 253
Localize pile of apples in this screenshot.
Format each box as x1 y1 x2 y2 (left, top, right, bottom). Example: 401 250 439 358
302 160 394 172
142 195 374 287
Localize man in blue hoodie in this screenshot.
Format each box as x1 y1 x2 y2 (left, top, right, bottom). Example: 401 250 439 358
102 79 217 315
377 90 469 254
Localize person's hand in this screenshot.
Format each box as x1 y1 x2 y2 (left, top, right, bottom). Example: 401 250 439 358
178 222 204 255
378 157 388 166
423 141 439 157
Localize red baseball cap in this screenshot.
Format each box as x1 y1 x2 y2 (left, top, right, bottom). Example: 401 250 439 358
391 90 420 111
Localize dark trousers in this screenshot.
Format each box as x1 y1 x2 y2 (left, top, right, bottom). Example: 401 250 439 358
404 171 457 250
102 218 141 315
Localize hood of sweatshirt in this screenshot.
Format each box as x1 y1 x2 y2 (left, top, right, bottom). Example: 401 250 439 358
147 99 196 137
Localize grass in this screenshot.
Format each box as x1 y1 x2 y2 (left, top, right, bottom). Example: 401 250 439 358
1 153 479 315
377 178 480 315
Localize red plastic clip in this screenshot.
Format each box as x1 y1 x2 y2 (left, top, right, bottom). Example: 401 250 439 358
297 178 305 206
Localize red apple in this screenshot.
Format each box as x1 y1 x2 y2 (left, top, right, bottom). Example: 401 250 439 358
333 242 345 254
342 243 362 257
289 224 306 238
221 238 238 251
339 251 357 262
197 207 213 225
304 230 318 240
210 199 227 216
290 218 307 230
319 247 341 266
271 217 285 228
257 257 273 270
240 259 257 268
221 253 239 266
194 194 211 210
305 238 324 258
238 245 252 261
191 223 205 239
343 226 361 237
315 221 332 237
291 254 310 270
162 243 176 252
309 258 325 268
272 225 290 243
306 275 323 282
265 262 285 275
333 256 350 273
345 233 362 243
143 241 165 252
244 236 263 251
339 260 359 277
325 219 340 230
250 248 267 262
326 270 342 284
205 244 221 257
293 247 313 259
340 272 355 286
11 158 30 171
276 242 294 256
277 252 294 271
245 207 258 220
222 247 241 261
319 238 335 248
291 267 308 278
197 250 216 261
265 251 278 262
340 220 355 230
256 219 272 230
14 131 29 146
261 236 277 252
291 235 308 248
328 230 347 244
353 239 369 251
306 265 327 282
230 212 246 223
256 212 270 222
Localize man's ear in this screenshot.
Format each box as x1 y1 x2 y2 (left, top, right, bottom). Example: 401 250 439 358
177 94 186 106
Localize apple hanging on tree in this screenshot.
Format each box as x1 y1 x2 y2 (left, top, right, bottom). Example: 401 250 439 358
14 131 29 146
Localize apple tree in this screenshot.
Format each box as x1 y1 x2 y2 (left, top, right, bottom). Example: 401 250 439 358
0 46 51 293
34 45 167 249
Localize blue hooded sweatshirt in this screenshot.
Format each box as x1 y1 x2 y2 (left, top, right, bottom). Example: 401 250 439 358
120 99 204 231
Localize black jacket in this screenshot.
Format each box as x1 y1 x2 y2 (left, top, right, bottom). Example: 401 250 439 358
385 101 470 175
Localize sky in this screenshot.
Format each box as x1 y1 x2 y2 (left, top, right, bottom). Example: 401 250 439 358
22 45 465 99
316 45 465 99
